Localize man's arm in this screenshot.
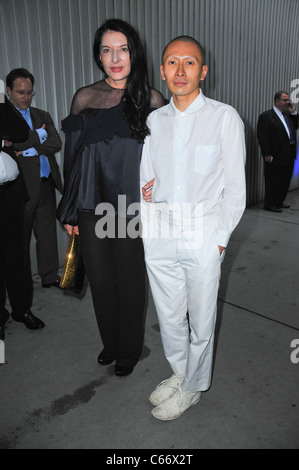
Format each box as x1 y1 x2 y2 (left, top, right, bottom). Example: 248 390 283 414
37 111 62 154
289 111 299 132
140 120 156 198
13 111 62 155
217 108 246 248
140 126 158 239
257 112 273 159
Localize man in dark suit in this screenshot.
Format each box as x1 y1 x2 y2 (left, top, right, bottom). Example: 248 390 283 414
6 68 63 302
0 96 45 340
257 90 298 212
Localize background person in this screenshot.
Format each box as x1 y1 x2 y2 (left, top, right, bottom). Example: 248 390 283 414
6 68 63 297
57 19 165 377
0 97 45 339
257 91 298 213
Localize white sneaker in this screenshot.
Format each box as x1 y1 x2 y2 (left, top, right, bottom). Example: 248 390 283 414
149 374 184 406
151 387 201 421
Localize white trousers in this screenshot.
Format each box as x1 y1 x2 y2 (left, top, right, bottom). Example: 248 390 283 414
143 209 223 392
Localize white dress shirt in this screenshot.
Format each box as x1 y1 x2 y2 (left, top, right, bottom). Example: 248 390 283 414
140 92 246 247
0 140 19 183
273 106 290 138
273 105 297 140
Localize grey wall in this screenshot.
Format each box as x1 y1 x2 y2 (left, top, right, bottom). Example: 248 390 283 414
0 0 299 271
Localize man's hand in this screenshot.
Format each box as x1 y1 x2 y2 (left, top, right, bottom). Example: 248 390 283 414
142 178 155 202
288 101 296 114
4 140 23 155
264 155 273 163
41 123 48 138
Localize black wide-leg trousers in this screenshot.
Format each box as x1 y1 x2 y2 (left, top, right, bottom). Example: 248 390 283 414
78 210 146 368
264 146 296 207
0 178 31 321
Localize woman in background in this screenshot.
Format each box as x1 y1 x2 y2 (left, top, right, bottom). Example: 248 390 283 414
57 19 164 376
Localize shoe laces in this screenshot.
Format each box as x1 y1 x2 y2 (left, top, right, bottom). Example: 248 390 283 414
172 387 192 407
157 374 183 391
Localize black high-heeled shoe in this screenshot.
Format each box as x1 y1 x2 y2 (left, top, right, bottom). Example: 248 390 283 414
115 364 134 377
97 350 114 365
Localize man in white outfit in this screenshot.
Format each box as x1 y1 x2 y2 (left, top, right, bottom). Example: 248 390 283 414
140 36 246 420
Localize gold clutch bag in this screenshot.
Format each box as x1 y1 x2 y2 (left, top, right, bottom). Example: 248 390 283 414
60 231 85 293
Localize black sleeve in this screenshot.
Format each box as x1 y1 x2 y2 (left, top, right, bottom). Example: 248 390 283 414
257 113 272 158
150 88 166 110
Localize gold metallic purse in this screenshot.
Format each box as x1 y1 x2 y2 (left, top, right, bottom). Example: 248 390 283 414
60 230 85 293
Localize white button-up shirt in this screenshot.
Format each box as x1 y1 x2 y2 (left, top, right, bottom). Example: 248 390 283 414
140 92 246 247
273 105 297 141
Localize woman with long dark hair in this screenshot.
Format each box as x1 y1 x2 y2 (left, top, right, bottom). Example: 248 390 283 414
57 19 164 376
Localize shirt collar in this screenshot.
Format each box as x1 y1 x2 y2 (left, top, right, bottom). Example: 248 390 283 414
8 98 29 116
169 90 207 116
19 108 30 118
273 105 283 117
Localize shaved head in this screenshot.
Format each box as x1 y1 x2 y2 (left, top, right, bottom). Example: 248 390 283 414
162 36 206 65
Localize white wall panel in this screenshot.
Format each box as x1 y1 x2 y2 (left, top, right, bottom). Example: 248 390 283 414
0 0 299 270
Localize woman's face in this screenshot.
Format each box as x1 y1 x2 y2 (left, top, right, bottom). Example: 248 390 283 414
99 30 131 89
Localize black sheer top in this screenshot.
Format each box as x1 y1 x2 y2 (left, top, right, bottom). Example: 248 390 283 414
57 80 165 225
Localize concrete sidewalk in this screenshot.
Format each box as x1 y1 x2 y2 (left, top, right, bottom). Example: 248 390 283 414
1 190 299 450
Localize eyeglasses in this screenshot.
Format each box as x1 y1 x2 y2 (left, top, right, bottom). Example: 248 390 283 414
280 98 290 102
14 90 36 97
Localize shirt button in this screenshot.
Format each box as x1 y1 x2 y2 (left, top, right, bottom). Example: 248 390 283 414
177 185 181 189
178 161 182 165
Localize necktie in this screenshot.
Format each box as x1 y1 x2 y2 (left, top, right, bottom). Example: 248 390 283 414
22 109 50 178
283 114 295 145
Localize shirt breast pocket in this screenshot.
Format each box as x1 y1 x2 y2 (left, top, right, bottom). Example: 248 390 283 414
194 145 220 175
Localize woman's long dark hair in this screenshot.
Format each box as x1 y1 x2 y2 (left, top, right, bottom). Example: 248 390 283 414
93 18 151 140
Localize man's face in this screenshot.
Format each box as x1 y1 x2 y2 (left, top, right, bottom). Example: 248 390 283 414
160 40 208 101
6 77 33 110
275 93 291 113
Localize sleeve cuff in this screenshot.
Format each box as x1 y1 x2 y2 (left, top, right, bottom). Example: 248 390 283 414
36 128 47 143
23 147 38 156
216 228 230 248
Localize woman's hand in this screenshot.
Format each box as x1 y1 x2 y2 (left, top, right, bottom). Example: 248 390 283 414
64 224 79 236
142 178 155 203
218 245 225 255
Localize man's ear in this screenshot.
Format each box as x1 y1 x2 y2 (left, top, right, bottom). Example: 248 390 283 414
200 65 208 82
160 64 165 81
